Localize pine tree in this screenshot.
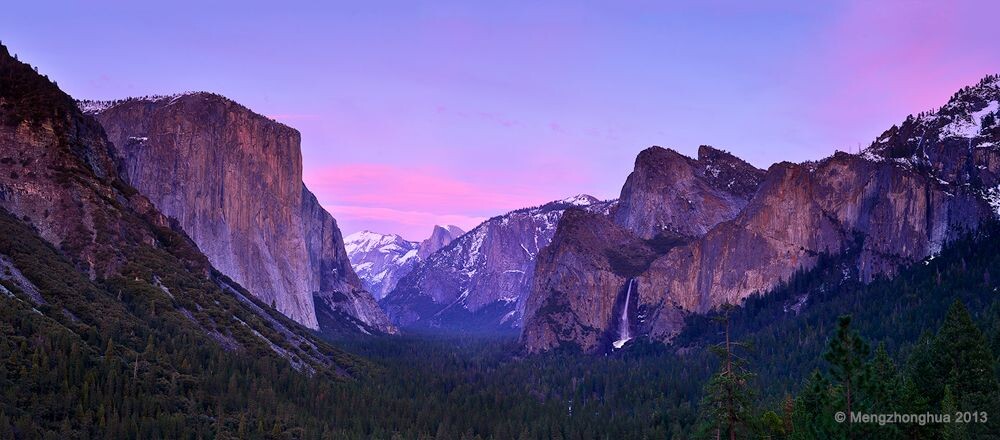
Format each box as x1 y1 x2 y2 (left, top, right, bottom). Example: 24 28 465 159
696 305 755 440
823 315 869 440
861 344 903 440
940 386 967 440
930 301 1000 439
865 344 900 408
791 370 836 440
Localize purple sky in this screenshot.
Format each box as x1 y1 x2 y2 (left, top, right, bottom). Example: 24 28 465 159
4 1 998 240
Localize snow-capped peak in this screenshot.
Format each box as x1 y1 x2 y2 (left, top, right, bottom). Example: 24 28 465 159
558 194 599 206
344 230 414 255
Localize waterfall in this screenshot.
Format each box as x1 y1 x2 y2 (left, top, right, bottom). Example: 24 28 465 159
613 279 634 349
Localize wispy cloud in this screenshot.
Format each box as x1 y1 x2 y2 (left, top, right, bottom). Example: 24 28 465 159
326 204 486 237
303 163 565 215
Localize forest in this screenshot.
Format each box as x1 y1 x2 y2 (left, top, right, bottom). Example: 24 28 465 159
3 214 999 439
1 47 998 436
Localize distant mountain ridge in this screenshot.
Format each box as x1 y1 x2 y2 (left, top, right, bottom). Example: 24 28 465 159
344 225 464 300
381 195 613 331
523 74 1000 353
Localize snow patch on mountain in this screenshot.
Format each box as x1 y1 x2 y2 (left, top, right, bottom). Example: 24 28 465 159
344 231 421 300
382 194 612 330
345 226 464 301
941 100 998 139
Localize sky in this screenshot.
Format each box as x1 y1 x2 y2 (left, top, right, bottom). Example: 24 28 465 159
4 1 999 240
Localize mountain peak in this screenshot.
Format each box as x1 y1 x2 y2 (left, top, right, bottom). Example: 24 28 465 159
418 224 465 259
614 145 764 238
557 194 599 206
862 73 1000 168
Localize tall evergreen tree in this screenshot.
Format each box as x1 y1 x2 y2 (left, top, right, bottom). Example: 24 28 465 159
696 305 755 440
940 385 967 440
860 344 904 440
823 315 869 440
790 370 836 440
929 301 1000 439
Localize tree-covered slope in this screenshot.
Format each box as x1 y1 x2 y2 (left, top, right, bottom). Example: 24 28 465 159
0 42 374 439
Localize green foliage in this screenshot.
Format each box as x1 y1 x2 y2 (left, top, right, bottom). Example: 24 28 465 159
909 301 1000 439
6 211 1000 439
823 314 869 434
696 308 756 439
791 370 837 439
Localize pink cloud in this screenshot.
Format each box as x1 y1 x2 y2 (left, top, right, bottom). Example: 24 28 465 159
303 163 563 216
326 204 486 238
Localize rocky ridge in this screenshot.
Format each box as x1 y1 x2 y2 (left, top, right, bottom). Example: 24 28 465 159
523 75 1000 353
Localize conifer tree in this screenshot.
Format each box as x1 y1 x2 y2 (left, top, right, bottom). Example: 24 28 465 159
791 370 836 440
940 386 967 440
823 315 869 440
696 305 755 440
929 301 1000 439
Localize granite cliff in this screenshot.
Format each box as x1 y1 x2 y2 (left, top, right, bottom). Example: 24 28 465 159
84 93 395 335
523 75 1000 353
0 43 346 372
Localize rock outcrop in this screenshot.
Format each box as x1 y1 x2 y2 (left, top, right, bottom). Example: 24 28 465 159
523 75 1000 353
301 188 397 334
614 145 764 239
522 209 685 352
84 93 394 334
418 225 465 259
382 195 610 330
521 145 752 352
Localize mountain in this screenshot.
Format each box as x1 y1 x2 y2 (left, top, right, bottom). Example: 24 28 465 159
0 43 368 435
81 93 395 335
345 225 464 300
381 195 610 330
523 75 1000 353
614 145 765 239
418 224 465 259
522 146 763 352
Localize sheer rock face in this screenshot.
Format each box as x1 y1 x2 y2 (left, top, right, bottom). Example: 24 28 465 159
382 195 609 330
522 209 685 353
523 75 1000 353
418 225 465 259
0 44 344 371
639 153 988 321
523 146 761 353
301 188 397 334
613 145 764 239
88 93 394 334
